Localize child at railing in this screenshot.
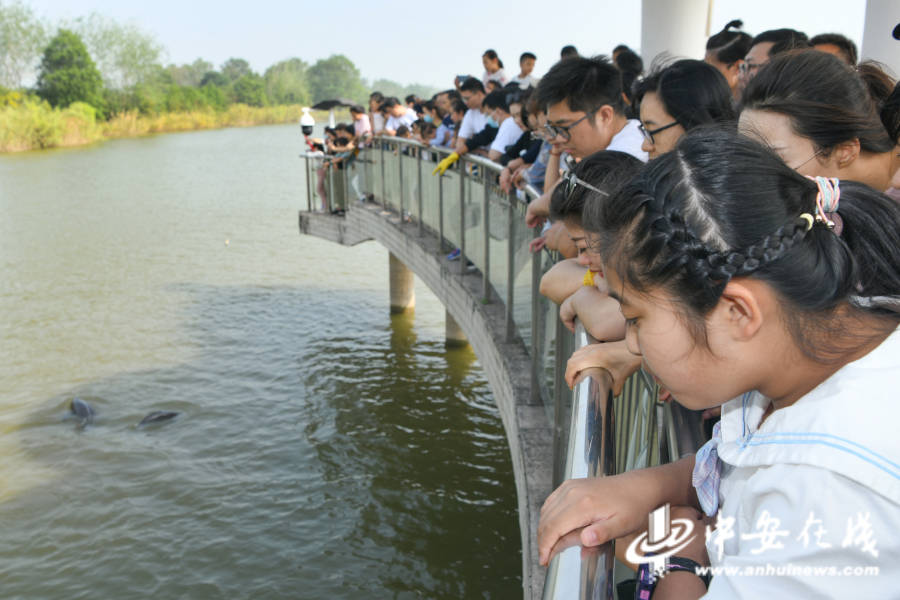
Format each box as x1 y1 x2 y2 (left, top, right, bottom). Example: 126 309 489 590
538 127 900 598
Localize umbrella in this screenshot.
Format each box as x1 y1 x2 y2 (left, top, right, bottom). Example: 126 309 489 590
311 98 358 110
311 98 358 128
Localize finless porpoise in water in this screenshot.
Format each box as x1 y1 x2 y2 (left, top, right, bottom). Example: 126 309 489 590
70 397 95 426
138 411 180 427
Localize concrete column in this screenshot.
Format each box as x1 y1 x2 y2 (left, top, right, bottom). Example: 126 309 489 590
389 253 415 314
445 311 469 348
640 0 709 65
861 0 900 76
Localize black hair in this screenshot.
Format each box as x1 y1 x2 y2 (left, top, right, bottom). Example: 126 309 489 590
405 94 417 105
482 90 509 113
483 49 504 70
535 54 624 114
593 126 900 361
550 150 642 224
614 49 644 108
741 50 895 155
395 124 410 137
809 32 858 65
856 61 897 113
460 77 485 94
419 121 437 137
881 81 900 143
369 91 384 102
520 52 536 62
349 105 365 114
560 45 579 59
612 44 632 55
751 28 810 57
706 19 753 65
635 59 736 130
450 98 467 115
381 97 401 110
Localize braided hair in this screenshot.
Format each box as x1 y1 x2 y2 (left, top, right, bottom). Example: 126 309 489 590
591 127 900 361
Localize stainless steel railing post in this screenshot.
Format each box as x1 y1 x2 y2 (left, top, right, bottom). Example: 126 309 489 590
398 145 404 220
459 160 466 272
506 191 515 341
304 155 311 212
417 148 423 236
530 227 541 404
438 171 444 250
482 168 490 299
380 141 386 209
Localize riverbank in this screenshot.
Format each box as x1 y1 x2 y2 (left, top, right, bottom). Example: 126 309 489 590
0 98 340 153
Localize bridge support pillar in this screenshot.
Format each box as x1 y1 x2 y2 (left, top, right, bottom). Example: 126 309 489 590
389 252 415 314
445 311 469 348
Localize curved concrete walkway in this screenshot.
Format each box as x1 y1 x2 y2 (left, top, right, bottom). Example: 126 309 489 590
299 203 552 599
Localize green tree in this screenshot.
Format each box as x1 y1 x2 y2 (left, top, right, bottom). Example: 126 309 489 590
221 57 251 82
36 28 104 109
307 54 367 103
232 73 266 106
0 0 49 89
167 58 213 87
264 57 309 105
199 70 228 88
68 13 162 89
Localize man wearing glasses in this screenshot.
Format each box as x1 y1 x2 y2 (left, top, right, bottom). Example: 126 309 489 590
526 55 646 229
738 28 809 91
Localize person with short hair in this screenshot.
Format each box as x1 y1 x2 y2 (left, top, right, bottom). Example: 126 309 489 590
512 52 539 89
560 45 578 60
810 32 859 65
381 97 417 136
739 28 809 89
705 19 753 99
525 55 647 229
483 91 524 162
349 105 371 142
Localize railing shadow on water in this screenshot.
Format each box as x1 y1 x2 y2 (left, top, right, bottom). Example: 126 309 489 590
300 137 709 600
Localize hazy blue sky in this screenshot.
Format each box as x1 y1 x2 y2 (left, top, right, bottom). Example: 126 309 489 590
24 0 867 89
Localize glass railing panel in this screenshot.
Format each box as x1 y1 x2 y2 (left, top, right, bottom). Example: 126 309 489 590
461 163 486 278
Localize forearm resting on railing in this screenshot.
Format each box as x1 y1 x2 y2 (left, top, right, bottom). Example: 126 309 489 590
538 456 699 566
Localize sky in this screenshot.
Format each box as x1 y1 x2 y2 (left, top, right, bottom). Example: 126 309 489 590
22 0 870 90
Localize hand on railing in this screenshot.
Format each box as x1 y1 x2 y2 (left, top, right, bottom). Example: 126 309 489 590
565 340 642 393
431 152 459 175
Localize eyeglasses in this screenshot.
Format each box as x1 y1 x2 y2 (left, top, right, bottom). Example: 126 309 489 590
739 60 765 76
544 110 595 142
639 121 679 145
790 149 824 171
562 158 608 199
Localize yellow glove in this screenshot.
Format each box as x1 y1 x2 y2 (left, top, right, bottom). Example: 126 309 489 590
432 152 459 176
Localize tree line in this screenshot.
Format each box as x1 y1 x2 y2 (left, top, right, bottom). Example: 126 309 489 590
0 1 434 117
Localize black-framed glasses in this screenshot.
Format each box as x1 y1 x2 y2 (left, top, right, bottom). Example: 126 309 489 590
639 121 679 145
739 60 765 76
544 111 594 142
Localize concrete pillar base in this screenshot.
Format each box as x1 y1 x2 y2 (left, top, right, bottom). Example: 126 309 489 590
445 311 469 348
389 252 415 314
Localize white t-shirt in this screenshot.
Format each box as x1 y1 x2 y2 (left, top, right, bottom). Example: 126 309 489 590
385 107 417 132
490 116 523 155
482 68 508 87
606 119 648 162
512 74 539 89
702 326 900 598
371 112 385 134
458 109 488 140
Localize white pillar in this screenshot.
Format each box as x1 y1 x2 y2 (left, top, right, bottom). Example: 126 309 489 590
389 253 415 314
640 0 710 65
861 0 900 77
445 311 469 348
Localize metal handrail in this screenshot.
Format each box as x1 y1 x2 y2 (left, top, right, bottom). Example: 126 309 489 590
541 322 616 600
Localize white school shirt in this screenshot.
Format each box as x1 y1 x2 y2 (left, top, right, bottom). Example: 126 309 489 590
458 109 487 141
702 327 900 598
489 116 523 155
385 108 417 132
606 119 648 162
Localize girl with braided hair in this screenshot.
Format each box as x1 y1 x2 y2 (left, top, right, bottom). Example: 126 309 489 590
538 127 900 599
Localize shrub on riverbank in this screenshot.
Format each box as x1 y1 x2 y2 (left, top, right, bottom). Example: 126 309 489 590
0 95 316 152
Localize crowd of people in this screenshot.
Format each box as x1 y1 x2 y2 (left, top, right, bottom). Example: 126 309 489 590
305 23 900 599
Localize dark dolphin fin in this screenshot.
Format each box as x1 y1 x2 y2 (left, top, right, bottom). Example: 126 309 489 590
138 411 179 426
70 397 95 425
